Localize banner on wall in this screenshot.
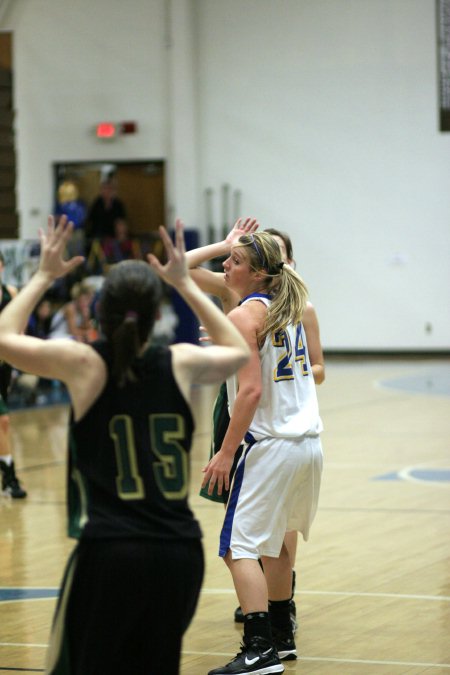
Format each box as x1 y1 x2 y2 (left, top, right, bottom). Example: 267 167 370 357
0 240 40 288
438 0 450 131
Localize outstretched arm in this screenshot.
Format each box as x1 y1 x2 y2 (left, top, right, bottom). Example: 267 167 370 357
0 215 86 380
148 221 250 392
185 217 259 311
201 301 265 496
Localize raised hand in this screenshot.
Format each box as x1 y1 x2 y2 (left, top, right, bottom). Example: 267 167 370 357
147 219 189 288
38 215 84 280
224 217 259 247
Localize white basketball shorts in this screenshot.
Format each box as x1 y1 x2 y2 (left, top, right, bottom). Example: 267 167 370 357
219 434 323 560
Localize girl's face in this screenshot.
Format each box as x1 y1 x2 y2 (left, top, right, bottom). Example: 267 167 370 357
222 246 257 296
76 292 92 315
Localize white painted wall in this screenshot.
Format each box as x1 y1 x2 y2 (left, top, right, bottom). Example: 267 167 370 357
2 0 449 350
4 0 170 233
196 0 450 350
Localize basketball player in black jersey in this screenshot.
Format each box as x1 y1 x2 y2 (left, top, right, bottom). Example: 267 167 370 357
0 215 249 675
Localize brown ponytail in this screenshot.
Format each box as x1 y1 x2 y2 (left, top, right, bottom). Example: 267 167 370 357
110 314 141 386
98 260 162 386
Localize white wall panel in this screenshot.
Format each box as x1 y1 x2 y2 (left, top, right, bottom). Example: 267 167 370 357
2 0 449 349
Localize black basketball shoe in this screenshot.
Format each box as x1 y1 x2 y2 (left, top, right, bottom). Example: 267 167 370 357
0 460 27 498
272 626 297 661
207 636 284 674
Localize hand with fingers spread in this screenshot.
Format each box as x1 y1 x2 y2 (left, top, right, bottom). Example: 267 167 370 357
224 217 259 247
147 219 190 289
38 215 85 281
183 217 259 272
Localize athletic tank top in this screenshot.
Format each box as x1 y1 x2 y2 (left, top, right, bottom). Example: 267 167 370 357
67 340 202 541
227 293 323 440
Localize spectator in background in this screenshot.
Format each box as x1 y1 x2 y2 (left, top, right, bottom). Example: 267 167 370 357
87 178 127 240
15 297 55 402
102 218 136 264
49 281 98 343
55 180 87 257
27 297 53 340
64 281 98 343
55 180 87 231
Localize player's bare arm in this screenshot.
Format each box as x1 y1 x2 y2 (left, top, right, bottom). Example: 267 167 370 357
302 301 325 384
201 302 264 495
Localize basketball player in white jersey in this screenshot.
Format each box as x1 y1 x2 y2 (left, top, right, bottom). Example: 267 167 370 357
187 222 325 636
201 231 323 674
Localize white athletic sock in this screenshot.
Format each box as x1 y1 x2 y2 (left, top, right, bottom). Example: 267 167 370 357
0 454 13 465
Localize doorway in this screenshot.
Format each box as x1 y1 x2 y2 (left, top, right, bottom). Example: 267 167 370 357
53 160 166 235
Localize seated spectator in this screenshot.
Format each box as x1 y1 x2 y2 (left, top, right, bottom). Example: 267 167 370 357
15 297 56 399
26 297 53 340
102 218 136 264
49 281 98 343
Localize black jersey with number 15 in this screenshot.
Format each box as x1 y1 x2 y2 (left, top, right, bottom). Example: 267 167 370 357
67 340 201 542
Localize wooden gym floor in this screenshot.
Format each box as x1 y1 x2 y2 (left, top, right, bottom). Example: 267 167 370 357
0 356 449 674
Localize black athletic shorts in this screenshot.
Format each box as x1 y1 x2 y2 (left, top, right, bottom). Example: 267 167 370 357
46 536 204 675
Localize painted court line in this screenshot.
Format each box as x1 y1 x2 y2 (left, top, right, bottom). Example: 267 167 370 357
2 587 449 603
2 645 448 669
0 643 47 648
0 642 450 672
183 650 450 668
0 598 57 606
298 656 450 668
201 588 450 602
0 669 44 673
